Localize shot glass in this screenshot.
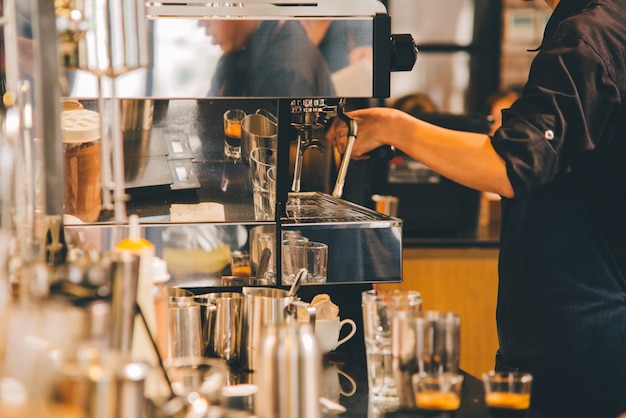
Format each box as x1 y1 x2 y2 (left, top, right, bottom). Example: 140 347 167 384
412 372 464 412
305 241 328 284
482 370 532 418
361 289 423 403
223 109 246 160
230 250 252 277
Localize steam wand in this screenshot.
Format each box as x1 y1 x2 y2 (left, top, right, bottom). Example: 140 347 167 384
332 101 357 199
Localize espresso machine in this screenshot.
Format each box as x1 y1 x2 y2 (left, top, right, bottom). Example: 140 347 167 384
0 0 419 317
0 0 419 415
48 0 416 288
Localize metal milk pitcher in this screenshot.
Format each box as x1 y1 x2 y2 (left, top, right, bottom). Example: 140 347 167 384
194 292 243 362
254 322 321 418
240 287 294 371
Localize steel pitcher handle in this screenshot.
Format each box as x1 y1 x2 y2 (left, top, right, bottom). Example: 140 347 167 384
254 108 278 124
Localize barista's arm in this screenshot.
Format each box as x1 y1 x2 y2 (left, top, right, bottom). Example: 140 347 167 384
326 106 515 199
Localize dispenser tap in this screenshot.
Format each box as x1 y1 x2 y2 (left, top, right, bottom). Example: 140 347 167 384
331 101 357 199
289 98 395 198
289 99 336 193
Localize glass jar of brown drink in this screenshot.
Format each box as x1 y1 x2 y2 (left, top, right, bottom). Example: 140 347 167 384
61 109 102 223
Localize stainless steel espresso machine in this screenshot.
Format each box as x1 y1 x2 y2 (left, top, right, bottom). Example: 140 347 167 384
44 0 415 288
0 1 417 415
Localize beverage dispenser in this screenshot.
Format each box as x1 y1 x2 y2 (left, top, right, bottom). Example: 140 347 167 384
0 1 419 415
3 0 418 291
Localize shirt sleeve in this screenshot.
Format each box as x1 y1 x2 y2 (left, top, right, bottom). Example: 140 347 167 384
491 37 619 200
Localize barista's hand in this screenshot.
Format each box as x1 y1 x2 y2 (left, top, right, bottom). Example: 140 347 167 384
325 107 411 159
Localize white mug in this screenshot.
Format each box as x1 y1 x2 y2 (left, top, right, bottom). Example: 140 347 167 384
314 318 357 354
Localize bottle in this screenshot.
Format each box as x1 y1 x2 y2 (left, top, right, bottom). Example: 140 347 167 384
151 257 170 358
114 215 155 361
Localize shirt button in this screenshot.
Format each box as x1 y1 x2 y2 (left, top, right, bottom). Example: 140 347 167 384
544 130 555 140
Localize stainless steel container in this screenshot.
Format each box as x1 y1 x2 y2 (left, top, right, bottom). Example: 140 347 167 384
240 287 293 371
121 99 154 182
194 292 243 362
254 322 321 418
241 112 277 164
168 298 203 359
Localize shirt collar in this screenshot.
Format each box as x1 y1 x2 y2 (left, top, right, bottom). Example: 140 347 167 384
536 0 593 49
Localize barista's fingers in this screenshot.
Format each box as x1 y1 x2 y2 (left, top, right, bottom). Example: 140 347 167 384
326 122 349 153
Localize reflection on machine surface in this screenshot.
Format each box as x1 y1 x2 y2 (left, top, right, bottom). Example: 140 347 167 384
65 18 375 99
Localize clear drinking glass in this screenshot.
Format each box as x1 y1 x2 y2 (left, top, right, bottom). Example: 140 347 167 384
249 147 276 221
305 241 328 284
361 289 422 403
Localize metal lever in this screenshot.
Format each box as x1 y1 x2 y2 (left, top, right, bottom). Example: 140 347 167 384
332 104 357 198
291 132 304 192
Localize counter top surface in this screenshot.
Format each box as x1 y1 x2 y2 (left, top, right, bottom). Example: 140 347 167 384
402 223 500 249
327 351 548 418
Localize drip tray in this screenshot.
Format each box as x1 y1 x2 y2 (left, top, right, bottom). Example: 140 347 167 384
285 192 398 223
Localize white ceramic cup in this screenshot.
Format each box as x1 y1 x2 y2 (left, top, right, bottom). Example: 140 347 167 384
314 318 357 354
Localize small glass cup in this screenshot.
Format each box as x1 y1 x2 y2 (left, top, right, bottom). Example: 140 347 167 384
223 109 246 160
230 250 252 277
412 372 464 412
305 241 328 284
281 236 309 285
482 370 532 418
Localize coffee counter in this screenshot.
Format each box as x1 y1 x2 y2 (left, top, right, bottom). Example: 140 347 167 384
402 221 501 249
328 351 549 418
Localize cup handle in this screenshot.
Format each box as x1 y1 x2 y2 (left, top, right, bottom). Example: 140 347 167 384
337 369 357 397
334 318 357 349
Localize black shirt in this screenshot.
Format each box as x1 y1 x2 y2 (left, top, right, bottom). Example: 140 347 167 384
490 1 626 417
209 21 336 98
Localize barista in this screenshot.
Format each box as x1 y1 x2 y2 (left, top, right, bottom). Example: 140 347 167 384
198 19 335 97
325 0 626 417
484 88 521 136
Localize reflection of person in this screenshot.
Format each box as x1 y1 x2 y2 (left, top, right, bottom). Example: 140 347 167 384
300 20 373 73
326 1 626 417
198 19 335 97
484 88 521 136
300 20 373 98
